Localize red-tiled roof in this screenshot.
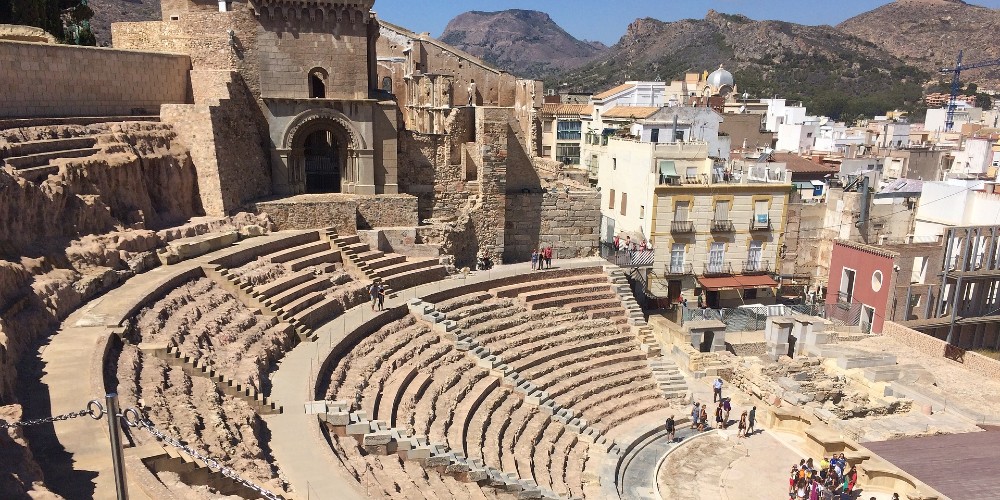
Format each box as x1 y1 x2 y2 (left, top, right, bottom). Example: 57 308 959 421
770 153 839 174
593 83 635 100
540 103 592 117
601 106 660 119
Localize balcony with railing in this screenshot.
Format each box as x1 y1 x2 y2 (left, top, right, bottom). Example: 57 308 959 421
742 260 771 275
750 215 772 231
711 219 735 232
670 220 695 233
703 261 734 277
665 262 694 277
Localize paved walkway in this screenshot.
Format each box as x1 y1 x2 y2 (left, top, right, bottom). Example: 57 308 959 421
24 231 305 500
266 258 607 499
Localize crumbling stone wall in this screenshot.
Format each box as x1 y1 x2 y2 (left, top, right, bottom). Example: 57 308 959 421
504 189 601 262
161 70 272 217
252 194 418 233
0 40 191 118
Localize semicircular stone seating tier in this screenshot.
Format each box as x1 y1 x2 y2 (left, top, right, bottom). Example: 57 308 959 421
319 266 677 499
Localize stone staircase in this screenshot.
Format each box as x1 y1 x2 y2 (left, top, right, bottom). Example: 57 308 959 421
203 265 318 342
324 227 448 297
408 298 622 459
138 342 283 415
310 401 563 499
606 267 690 401
129 443 285 499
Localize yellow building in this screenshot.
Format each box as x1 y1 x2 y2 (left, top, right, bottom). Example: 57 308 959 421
650 161 791 309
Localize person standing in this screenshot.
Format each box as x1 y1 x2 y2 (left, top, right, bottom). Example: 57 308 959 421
690 402 701 430
531 249 539 271
714 403 723 428
698 405 709 431
664 415 676 442
747 406 757 435
369 281 379 311
467 79 476 106
377 282 387 311
722 397 732 427
713 378 723 402
543 245 553 269
737 411 747 438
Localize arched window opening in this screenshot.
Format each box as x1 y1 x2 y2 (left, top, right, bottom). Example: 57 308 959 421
381 76 393 93
308 68 328 99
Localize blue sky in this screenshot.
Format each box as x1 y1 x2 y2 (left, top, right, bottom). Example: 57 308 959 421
374 0 1000 46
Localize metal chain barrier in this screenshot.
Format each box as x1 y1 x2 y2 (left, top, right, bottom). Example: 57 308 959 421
0 400 105 429
123 409 283 500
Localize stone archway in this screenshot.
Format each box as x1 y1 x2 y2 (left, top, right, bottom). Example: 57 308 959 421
277 108 375 195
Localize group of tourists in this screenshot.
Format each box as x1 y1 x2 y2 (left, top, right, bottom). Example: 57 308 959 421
671 378 757 437
367 281 388 311
788 455 861 500
531 246 554 271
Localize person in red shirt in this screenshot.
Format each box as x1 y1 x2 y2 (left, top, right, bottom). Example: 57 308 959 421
543 246 553 269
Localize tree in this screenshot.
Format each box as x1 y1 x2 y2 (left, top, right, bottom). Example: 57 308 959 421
0 1 95 46
964 83 978 96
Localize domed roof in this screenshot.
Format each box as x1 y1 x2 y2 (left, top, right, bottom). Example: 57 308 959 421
707 65 734 89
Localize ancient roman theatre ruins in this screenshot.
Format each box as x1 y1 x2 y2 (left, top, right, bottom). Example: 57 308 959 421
1 1 996 500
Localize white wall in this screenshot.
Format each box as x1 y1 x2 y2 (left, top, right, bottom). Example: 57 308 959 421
775 123 817 153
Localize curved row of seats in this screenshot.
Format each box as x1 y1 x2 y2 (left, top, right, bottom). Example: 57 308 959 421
324 313 594 497
114 346 289 496
132 277 295 394
435 278 671 434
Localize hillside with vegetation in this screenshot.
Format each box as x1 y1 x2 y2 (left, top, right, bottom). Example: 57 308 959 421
550 11 929 121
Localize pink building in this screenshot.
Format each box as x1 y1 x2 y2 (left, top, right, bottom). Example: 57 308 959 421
826 241 897 334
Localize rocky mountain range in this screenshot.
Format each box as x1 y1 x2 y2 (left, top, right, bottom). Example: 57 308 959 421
439 10 607 79
838 0 1000 85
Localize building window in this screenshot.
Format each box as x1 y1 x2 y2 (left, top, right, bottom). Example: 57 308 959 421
675 201 690 222
754 200 770 228
840 268 856 303
381 76 393 93
556 120 582 140
544 120 553 133
609 189 615 209
543 146 552 156
674 129 685 141
747 241 763 271
613 158 617 170
743 288 758 300
651 128 660 143
620 193 628 216
670 244 686 274
308 68 328 99
708 242 725 274
714 200 730 222
556 144 580 165
872 270 884 293
640 205 645 219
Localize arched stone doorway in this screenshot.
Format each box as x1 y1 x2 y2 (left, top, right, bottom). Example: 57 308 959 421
275 108 377 196
303 128 345 193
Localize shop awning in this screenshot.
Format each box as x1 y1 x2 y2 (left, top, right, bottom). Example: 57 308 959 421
659 160 678 178
698 274 779 291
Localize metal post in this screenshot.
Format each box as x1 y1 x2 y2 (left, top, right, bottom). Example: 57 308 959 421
105 393 129 500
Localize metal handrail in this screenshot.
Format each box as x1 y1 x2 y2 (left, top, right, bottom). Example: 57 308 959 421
665 263 694 276
671 220 695 233
703 262 733 276
711 219 734 232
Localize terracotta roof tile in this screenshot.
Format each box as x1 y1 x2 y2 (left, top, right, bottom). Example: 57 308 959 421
600 106 660 119
541 103 591 116
593 83 636 100
770 152 839 174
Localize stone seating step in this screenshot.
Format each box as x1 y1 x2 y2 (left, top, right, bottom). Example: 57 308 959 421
517 283 614 303
361 253 407 271
0 136 97 160
525 291 618 310
513 333 635 374
447 376 500 456
252 269 314 298
492 275 610 298
565 298 623 313
266 276 332 309
391 264 449 287
587 307 626 320
374 257 438 278
376 366 420 427
352 249 385 262
340 242 370 255
284 249 342 272
277 283 330 317
266 240 331 264
3 146 100 170
14 165 60 182
332 235 361 247
292 292 350 330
